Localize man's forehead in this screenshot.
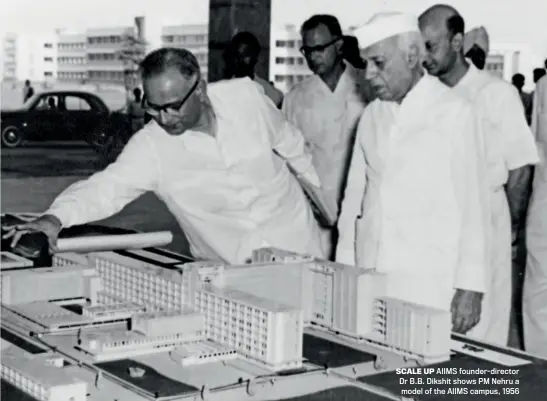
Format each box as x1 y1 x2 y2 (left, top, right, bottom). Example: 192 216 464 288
144 68 195 99
303 24 333 43
420 21 448 40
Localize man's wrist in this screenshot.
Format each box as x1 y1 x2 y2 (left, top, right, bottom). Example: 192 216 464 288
42 214 62 229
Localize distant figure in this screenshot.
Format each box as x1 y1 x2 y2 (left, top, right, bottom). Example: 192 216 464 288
47 97 56 109
534 68 546 84
463 27 489 70
512 73 533 125
127 87 146 133
23 80 34 103
224 31 284 108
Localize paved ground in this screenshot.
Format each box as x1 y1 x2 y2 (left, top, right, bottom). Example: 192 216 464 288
1 142 190 256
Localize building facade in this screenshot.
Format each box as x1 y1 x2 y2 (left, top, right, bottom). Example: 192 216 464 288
1 32 57 83
85 26 145 86
161 24 209 79
57 32 87 82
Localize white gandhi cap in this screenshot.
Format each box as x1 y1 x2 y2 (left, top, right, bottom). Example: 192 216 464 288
353 12 420 49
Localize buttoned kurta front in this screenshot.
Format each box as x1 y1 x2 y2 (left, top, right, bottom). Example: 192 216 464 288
45 78 325 264
524 74 547 357
336 74 488 311
282 65 369 256
452 64 539 345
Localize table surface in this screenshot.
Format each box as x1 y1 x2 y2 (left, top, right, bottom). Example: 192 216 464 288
1 214 545 401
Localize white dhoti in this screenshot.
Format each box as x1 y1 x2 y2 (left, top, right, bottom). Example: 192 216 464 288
466 189 512 346
523 157 547 358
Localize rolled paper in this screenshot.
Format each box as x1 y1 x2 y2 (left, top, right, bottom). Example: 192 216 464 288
56 231 173 253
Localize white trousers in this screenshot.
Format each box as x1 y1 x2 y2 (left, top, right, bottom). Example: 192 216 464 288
466 190 512 346
523 162 547 358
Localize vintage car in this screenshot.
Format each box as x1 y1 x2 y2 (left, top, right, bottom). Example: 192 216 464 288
0 90 130 149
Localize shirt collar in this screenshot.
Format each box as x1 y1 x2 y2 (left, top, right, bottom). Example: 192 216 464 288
313 61 356 96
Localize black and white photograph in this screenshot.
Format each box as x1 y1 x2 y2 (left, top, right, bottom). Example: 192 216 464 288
1 0 546 400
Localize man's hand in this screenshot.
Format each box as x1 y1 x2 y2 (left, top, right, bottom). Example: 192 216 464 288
2 214 62 252
451 289 483 334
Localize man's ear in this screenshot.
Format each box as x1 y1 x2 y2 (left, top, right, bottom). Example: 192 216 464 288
451 32 464 52
407 44 420 69
197 78 207 95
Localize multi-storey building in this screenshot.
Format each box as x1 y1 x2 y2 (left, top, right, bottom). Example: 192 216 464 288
85 26 145 85
1 32 57 83
1 347 87 401
269 25 309 93
195 284 304 370
161 24 209 79
88 251 188 311
56 32 87 82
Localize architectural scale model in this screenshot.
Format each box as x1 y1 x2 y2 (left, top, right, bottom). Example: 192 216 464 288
1 245 451 401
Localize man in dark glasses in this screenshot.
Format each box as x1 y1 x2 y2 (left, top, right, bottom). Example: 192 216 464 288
4 47 326 264
282 15 372 259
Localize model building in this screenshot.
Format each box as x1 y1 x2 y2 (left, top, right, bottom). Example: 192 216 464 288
1 246 451 400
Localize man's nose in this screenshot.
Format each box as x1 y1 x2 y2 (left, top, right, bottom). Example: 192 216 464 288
365 63 377 80
158 110 170 125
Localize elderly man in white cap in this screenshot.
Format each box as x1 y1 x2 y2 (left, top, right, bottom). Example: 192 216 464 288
419 5 539 347
523 72 547 357
463 26 489 70
336 11 488 334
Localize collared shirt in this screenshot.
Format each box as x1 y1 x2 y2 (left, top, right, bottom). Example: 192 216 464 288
336 74 488 308
453 64 539 189
46 78 325 264
282 64 370 215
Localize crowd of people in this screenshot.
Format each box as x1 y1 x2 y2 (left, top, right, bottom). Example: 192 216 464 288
4 4 546 357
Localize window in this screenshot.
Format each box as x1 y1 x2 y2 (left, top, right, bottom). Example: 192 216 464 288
44 57 53 62
44 43 53 48
275 57 285 64
275 40 286 47
44 72 53 77
64 96 92 111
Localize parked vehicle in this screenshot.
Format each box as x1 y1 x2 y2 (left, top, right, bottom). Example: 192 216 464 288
0 90 130 150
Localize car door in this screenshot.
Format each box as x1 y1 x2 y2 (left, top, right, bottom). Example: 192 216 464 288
60 94 98 141
24 94 64 140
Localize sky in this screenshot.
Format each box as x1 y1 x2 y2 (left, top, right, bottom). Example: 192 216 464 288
1 0 546 58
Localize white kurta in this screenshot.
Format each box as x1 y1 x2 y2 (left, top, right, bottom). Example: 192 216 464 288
45 78 326 264
524 74 547 357
452 64 539 345
336 74 488 311
282 65 368 256
254 76 284 108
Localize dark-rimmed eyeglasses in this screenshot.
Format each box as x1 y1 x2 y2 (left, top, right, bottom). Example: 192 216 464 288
144 78 200 116
299 37 341 57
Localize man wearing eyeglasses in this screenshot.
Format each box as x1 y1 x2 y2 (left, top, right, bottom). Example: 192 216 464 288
282 14 373 259
3 47 326 264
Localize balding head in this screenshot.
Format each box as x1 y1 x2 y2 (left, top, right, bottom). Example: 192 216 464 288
418 4 466 82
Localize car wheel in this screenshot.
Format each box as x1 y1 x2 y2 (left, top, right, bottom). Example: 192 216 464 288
1 126 23 148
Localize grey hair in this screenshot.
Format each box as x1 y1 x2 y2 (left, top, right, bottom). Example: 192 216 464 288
397 31 426 66
139 47 201 80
